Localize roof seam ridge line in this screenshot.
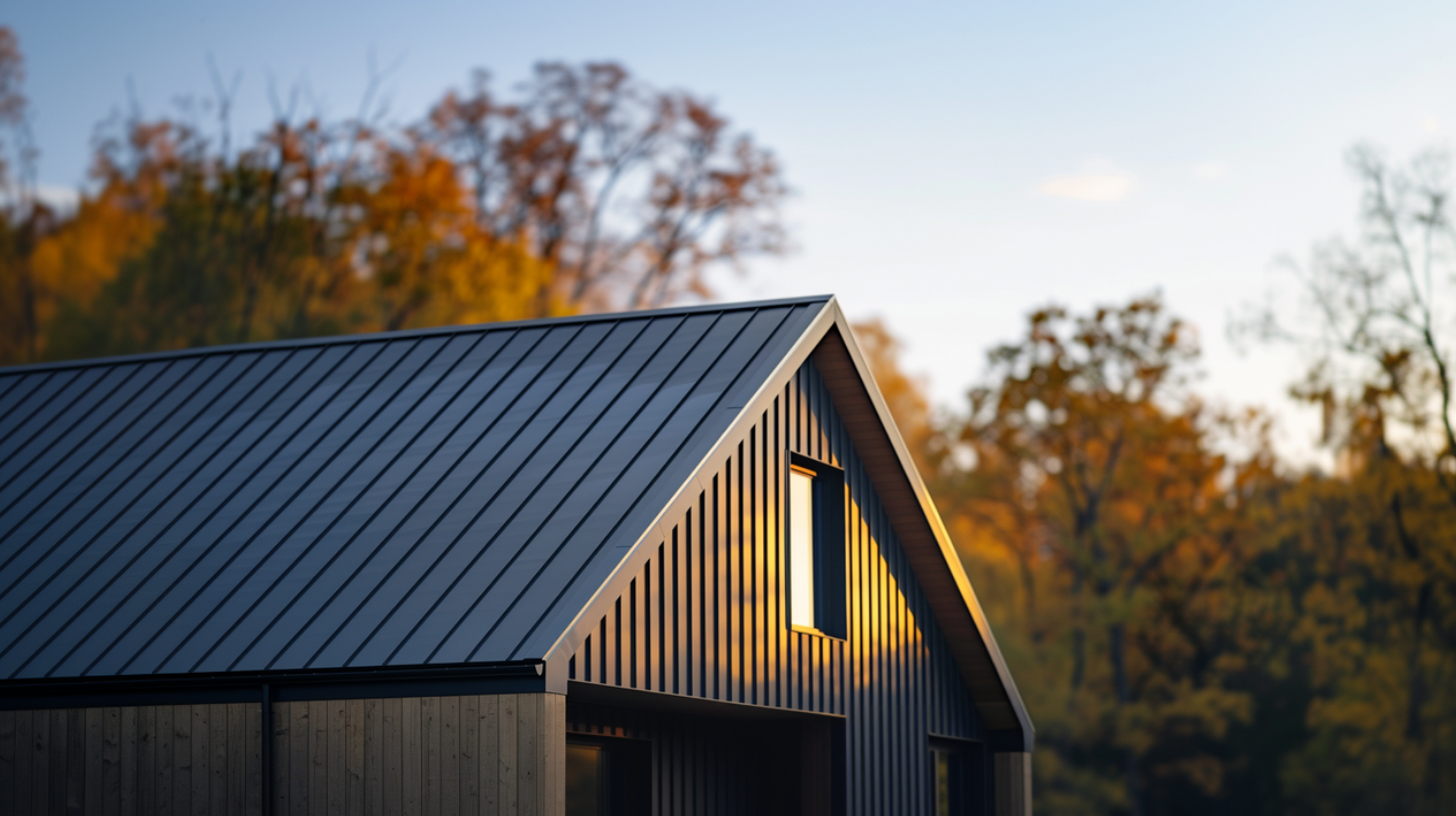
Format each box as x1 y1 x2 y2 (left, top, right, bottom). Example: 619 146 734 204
506 306 813 660
0 297 837 376
13 351 289 676
0 366 118 476
56 346 329 678
287 328 528 668
478 308 765 660
410 313 721 665
359 321 615 668
218 331 498 671
197 335 467 673
78 343 363 677
0 368 55 430
0 359 150 514
538 300 838 667
261 328 542 669
0 354 243 641
120 339 406 675
323 325 576 669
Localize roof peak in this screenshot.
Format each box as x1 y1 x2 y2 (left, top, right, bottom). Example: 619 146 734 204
0 295 836 375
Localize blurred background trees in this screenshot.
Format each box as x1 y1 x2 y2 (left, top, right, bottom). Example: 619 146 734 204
0 28 786 364
1 22 1454 816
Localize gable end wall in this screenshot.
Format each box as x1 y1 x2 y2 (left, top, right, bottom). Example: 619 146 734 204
567 358 984 814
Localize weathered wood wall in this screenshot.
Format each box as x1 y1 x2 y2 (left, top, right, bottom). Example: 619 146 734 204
0 693 564 816
567 358 987 814
0 702 264 816
271 693 562 816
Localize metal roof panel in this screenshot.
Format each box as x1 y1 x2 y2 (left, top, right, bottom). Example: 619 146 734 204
0 297 829 678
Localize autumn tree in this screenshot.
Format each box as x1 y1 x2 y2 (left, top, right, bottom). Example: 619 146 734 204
0 24 53 363
936 297 1287 816
1245 145 1456 814
421 62 788 313
0 35 788 364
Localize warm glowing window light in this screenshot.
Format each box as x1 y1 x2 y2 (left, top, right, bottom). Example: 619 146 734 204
789 465 816 630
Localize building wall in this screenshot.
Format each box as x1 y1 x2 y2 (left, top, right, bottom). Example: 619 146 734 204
567 359 986 814
0 693 564 816
565 700 821 816
0 702 263 815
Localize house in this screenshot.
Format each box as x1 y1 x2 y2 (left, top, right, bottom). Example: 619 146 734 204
0 296 1032 815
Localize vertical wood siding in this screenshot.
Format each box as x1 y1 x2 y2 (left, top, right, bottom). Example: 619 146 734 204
0 693 563 816
269 692 562 816
568 359 985 815
0 703 263 816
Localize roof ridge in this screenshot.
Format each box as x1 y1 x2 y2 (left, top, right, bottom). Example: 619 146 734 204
0 295 835 376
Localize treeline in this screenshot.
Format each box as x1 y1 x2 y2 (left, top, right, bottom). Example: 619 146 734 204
2 26 1454 816
871 148 1456 815
0 27 786 364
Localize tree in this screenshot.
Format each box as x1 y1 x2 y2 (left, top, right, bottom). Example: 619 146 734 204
0 40 789 364
940 296 1281 816
420 62 788 313
1245 145 1456 814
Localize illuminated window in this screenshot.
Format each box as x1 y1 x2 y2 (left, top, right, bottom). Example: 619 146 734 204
789 465 818 630
786 453 846 638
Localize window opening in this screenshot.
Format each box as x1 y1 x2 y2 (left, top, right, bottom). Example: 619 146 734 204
789 465 817 630
786 452 846 638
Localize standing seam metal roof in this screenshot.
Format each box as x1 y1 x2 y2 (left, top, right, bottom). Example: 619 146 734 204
0 297 828 679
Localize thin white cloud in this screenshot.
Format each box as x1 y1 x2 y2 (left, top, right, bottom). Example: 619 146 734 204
1193 161 1230 180
1039 174 1133 202
1423 115 1441 134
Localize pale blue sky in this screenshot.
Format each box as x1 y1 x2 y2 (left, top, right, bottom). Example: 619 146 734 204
12 1 1456 461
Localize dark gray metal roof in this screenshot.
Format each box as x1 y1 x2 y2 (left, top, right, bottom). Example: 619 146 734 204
0 297 829 679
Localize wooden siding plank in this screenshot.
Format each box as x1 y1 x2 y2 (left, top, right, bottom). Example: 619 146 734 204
364 699 384 816
210 705 228 816
16 710 34 816
479 695 498 816
401 697 420 816
245 703 262 816
101 707 121 816
38 708 55 816
497 694 517 816
191 705 210 816
440 696 460 816
270 702 288 816
421 696 439 816
120 707 139 816
325 699 345 816
382 697 402 816
288 701 309 816
81 707 102 816
459 696 478 816
516 694 538 816
0 710 15 816
153 705 173 816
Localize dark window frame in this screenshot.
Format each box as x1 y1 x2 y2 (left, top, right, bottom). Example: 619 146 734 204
786 451 847 640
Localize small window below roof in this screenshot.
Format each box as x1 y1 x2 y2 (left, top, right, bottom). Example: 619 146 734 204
786 452 846 638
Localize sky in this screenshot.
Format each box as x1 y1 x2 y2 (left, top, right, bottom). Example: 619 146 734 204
11 0 1456 464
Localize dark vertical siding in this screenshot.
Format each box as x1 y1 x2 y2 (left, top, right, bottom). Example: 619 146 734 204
569 358 984 814
0 693 563 816
0 703 263 815
565 701 804 816
268 693 562 816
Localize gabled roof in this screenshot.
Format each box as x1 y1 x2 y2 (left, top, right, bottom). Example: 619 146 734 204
0 298 824 680
0 296 1030 748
